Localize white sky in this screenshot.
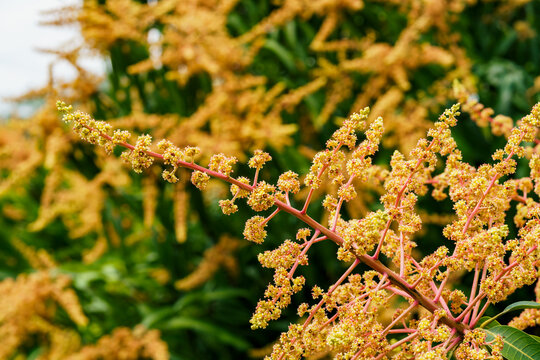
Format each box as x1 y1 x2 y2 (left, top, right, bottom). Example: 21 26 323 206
0 0 105 116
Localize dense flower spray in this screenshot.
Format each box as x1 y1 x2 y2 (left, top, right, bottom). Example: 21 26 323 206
57 99 540 359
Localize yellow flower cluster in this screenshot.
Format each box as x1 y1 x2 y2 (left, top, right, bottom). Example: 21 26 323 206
3 1 538 358
243 215 268 244
250 268 305 330
277 171 301 194
304 108 370 190
258 240 305 269
0 271 88 359
191 170 210 190
121 134 154 173
337 210 389 259
247 181 276 211
230 177 251 198
59 98 540 359
157 139 184 182
209 153 238 177
249 150 272 169
455 329 503 360
6 0 532 264
66 326 168 360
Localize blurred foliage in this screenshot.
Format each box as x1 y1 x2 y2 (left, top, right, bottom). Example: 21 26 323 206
0 0 540 359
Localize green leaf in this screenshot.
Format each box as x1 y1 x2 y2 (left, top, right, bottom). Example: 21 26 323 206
478 316 502 329
27 347 44 360
480 301 540 328
141 289 250 328
484 325 540 360
263 39 297 72
500 302 540 315
531 335 540 344
140 307 177 328
173 289 250 312
159 317 251 350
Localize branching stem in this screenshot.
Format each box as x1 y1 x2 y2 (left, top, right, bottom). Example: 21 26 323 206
82 123 469 335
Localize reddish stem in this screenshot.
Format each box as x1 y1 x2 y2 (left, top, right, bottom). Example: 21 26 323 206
261 208 281 226
81 123 469 335
463 264 480 324
301 142 345 214
461 134 524 235
381 301 418 336
302 258 360 329
372 126 446 260
469 300 491 328
373 332 419 360
287 230 320 278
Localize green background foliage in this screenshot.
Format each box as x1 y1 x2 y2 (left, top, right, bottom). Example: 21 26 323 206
2 1 540 359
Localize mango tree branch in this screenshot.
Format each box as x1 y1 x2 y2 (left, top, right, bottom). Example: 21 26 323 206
79 123 468 335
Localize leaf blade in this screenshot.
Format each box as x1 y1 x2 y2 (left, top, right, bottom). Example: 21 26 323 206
477 316 502 329
159 317 251 350
483 325 540 360
479 301 540 328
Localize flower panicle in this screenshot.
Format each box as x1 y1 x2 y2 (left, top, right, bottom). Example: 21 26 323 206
59 99 540 360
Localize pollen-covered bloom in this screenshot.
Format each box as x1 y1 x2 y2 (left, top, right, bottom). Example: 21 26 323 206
230 177 251 198
249 150 272 169
219 199 238 215
243 216 267 243
157 140 184 183
121 134 154 173
191 170 210 190
277 171 300 194
247 181 276 211
209 153 238 177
